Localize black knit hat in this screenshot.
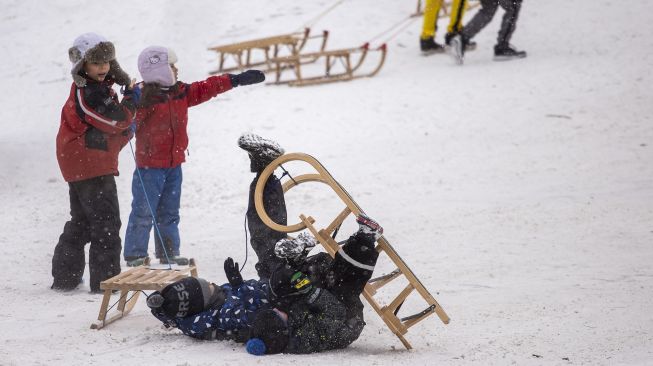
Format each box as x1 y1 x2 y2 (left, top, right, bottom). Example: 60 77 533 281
158 277 216 318
248 309 290 354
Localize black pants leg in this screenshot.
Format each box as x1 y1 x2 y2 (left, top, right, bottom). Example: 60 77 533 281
461 0 499 40
246 173 287 279
496 0 522 47
52 175 122 291
327 231 379 319
52 185 90 289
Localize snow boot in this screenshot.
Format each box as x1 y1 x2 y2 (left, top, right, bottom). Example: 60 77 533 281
159 255 189 265
449 34 465 65
493 45 527 61
445 32 476 50
237 133 285 172
125 256 149 267
420 37 445 54
356 214 383 239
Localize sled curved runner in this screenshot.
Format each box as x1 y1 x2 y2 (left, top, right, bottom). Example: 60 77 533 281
91 258 199 330
254 153 449 350
268 43 387 86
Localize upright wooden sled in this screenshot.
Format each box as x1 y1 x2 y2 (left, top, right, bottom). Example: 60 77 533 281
91 258 199 330
254 153 449 350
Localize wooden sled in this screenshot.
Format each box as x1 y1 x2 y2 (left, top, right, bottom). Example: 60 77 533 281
207 28 329 74
268 43 387 87
254 153 449 350
90 258 199 330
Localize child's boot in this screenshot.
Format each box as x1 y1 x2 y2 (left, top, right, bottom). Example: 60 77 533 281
125 256 149 267
356 214 383 240
159 255 189 265
237 133 285 173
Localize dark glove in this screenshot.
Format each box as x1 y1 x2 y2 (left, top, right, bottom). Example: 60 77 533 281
121 83 142 105
224 257 243 287
147 291 176 328
228 70 265 87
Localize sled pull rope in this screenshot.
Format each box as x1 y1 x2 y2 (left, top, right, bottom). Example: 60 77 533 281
240 215 249 272
128 140 173 270
297 0 345 31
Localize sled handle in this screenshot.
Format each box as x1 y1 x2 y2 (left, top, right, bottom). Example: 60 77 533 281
254 152 362 233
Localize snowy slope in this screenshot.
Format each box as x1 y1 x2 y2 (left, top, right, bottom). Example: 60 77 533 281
1 0 652 365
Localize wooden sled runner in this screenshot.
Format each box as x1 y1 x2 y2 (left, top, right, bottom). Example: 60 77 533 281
207 28 329 75
254 153 449 349
90 258 198 330
267 43 387 86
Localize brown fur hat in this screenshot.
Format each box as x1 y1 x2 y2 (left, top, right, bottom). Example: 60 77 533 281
68 33 130 87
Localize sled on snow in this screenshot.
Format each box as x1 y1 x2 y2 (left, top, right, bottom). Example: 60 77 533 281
266 42 387 86
90 258 198 330
207 28 329 74
254 153 450 350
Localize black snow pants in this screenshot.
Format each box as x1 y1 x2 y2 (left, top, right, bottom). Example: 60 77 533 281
246 173 288 279
462 0 523 47
52 175 122 292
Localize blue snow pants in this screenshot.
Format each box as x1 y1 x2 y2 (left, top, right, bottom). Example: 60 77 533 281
123 166 182 260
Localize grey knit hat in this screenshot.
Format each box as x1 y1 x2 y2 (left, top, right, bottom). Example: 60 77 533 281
68 32 130 87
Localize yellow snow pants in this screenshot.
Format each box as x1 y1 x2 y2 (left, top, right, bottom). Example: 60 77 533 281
420 0 468 40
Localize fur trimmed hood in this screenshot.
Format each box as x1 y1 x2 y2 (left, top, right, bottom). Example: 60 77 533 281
68 33 130 87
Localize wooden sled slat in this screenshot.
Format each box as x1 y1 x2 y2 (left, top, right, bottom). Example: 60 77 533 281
208 28 329 74
254 153 449 350
91 258 199 330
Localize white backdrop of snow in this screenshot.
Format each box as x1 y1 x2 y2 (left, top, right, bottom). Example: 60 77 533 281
0 0 652 365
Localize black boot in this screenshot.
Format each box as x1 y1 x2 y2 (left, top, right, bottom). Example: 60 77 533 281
493 44 527 61
238 133 285 173
420 37 444 54
445 32 476 50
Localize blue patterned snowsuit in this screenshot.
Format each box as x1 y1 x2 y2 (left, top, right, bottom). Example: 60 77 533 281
152 279 270 341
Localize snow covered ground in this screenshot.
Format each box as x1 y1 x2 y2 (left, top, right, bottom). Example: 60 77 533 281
1 0 652 365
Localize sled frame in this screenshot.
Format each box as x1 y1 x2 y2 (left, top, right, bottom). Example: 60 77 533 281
268 43 387 87
207 28 329 74
254 153 449 350
90 258 199 330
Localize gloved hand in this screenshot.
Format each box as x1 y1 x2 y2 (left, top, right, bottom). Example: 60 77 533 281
147 291 176 328
228 70 265 87
121 80 142 105
146 291 165 309
224 257 243 287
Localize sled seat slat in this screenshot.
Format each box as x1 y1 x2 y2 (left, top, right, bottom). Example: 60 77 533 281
91 258 198 330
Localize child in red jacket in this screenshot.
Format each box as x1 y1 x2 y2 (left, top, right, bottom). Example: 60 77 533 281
53 32 138 293
124 46 265 266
